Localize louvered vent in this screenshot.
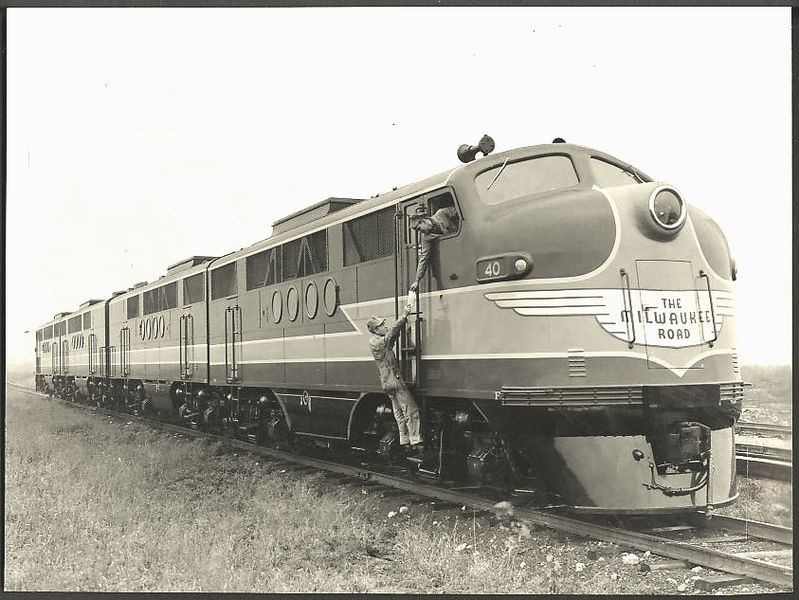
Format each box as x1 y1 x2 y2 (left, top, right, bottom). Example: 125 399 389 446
567 349 586 377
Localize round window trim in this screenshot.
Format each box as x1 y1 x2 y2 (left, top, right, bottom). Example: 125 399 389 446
323 277 338 317
286 286 299 322
305 282 319 319
648 185 686 231
271 290 283 324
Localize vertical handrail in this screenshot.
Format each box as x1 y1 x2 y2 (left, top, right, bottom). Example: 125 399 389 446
232 306 240 381
188 315 194 377
88 334 94 374
179 315 186 379
393 207 404 382
224 307 231 382
393 207 401 321
120 328 129 377
620 269 636 349
699 270 718 346
412 225 422 389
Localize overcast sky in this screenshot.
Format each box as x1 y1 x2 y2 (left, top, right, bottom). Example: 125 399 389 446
6 7 791 366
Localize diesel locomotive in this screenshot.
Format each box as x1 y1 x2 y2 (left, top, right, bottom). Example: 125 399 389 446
35 137 742 514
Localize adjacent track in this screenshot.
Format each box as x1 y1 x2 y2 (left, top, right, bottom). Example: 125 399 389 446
735 421 792 438
734 431 792 481
8 383 793 588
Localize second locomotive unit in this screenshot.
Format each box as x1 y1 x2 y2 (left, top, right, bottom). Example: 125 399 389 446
35 137 742 514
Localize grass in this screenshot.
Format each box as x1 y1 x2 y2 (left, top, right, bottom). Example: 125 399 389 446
740 364 792 425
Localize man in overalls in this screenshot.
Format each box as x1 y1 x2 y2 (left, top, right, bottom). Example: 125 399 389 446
366 303 423 457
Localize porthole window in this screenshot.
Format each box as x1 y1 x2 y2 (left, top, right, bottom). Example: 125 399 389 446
139 320 145 340
305 282 318 319
159 315 166 338
323 277 338 316
145 318 152 340
286 286 299 322
271 290 283 324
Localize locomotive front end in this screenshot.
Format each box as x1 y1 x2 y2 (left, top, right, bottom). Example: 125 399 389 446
446 144 741 513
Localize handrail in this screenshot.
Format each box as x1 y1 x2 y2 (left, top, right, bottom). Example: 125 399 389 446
185 315 193 379
88 333 95 374
393 208 401 321
225 306 240 383
232 306 240 381
699 270 718 346
224 307 231 382
620 269 636 349
179 315 186 379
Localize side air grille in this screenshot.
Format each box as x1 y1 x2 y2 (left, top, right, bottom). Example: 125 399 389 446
719 381 745 404
500 386 643 407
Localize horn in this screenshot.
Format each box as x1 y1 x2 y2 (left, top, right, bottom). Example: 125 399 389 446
457 134 495 163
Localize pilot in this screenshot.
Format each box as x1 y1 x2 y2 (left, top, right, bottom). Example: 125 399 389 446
366 303 423 457
409 205 459 293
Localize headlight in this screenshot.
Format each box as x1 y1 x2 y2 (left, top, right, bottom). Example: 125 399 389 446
648 185 686 231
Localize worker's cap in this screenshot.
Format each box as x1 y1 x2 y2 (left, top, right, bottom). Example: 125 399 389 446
366 315 386 333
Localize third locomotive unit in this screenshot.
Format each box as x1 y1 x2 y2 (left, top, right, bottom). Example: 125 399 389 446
35 137 742 514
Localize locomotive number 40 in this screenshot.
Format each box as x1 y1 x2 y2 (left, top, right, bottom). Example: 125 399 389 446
475 253 531 283
484 261 502 277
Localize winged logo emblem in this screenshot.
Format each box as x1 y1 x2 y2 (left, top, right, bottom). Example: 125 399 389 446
484 288 735 348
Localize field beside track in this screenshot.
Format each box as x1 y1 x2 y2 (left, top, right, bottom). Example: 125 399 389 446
5 388 568 593
4 363 791 593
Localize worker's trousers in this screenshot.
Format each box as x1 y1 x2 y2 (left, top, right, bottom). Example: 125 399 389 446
388 385 421 445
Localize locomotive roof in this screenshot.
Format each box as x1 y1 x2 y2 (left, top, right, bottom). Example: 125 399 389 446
211 142 648 269
35 140 651 327
108 255 225 304
212 165 458 268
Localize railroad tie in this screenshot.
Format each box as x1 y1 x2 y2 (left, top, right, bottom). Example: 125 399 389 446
646 525 696 533
639 559 693 572
690 534 750 544
694 574 753 592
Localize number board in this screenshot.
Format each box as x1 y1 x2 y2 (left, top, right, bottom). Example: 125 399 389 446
476 256 510 282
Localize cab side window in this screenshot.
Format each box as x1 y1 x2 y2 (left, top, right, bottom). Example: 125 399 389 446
405 190 460 244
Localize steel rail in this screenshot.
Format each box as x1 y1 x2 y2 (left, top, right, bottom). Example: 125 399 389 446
697 513 793 545
9 383 794 587
735 443 792 462
736 422 792 437
736 456 792 482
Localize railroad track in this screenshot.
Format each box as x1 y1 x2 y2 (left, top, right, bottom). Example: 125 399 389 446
8 383 793 589
736 421 792 438
734 422 792 482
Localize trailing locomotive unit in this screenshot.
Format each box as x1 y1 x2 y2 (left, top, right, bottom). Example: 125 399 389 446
35 300 105 402
34 138 742 514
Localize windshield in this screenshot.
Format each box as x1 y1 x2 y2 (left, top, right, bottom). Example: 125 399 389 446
475 154 579 205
